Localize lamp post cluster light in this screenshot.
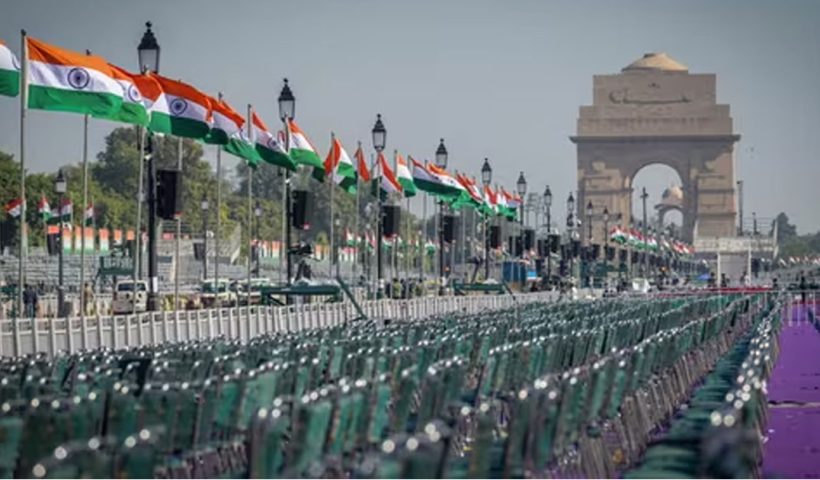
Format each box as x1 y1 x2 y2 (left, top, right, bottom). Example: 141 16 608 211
435 139 448 295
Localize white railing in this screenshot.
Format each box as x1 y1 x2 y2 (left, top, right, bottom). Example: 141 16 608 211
0 291 567 357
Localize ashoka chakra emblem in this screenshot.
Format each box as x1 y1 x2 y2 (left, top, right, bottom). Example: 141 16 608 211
170 98 188 116
126 84 142 103
267 138 280 150
67 68 90 90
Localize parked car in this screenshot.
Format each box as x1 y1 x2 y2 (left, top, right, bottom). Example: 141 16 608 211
200 279 237 308
112 280 148 314
233 278 271 305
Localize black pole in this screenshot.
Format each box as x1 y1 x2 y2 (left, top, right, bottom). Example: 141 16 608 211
255 212 260 278
484 217 489 280
377 205 383 296
146 135 159 311
285 171 292 286
641 187 648 277
438 200 444 295
57 191 64 317
202 206 208 279
546 208 551 285
603 217 609 288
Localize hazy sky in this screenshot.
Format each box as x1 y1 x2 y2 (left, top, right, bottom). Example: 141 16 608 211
1 0 819 232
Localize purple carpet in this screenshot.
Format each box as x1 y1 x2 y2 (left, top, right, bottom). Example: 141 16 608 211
762 304 820 478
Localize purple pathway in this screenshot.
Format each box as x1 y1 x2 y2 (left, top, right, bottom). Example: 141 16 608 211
763 304 820 478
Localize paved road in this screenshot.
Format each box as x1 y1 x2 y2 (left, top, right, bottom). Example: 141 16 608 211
762 302 820 478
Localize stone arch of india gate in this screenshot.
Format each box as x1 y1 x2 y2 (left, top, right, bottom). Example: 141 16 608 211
571 52 739 245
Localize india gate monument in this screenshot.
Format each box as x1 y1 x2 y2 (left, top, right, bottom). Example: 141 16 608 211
571 52 739 244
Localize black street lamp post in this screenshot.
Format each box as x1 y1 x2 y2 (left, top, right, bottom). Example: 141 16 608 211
55 169 66 316
254 202 262 277
516 172 527 284
201 195 209 279
278 79 295 290
516 172 527 227
543 185 552 285
372 115 386 297
138 22 160 311
640 187 648 277
603 207 609 288
435 139 448 294
481 158 492 281
566 192 575 284
586 200 593 287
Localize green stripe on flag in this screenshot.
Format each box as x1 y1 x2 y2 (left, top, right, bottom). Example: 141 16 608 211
28 85 121 117
203 128 230 145
96 102 148 126
149 112 210 139
224 138 261 166
258 145 296 170
0 69 19 97
290 149 324 181
399 178 416 198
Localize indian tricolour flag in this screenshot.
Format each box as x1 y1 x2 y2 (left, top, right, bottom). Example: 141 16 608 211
204 96 243 145
287 119 324 180
216 100 260 166
324 135 357 194
610 226 627 244
484 185 499 216
395 153 416 198
452 174 484 211
0 40 20 97
498 188 518 220
37 194 51 220
26 37 122 116
148 74 212 139
4 198 23 218
378 152 402 198
355 143 371 183
100 64 160 126
253 112 295 170
84 203 94 227
409 157 461 200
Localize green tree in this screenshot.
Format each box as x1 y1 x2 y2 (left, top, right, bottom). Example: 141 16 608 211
773 212 797 244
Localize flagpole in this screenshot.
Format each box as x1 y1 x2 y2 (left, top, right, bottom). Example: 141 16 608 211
132 126 144 317
79 112 89 346
329 133 335 279
214 97 222 313
421 192 426 283
16 31 27 344
173 136 182 331
352 142 361 287
405 197 410 288
246 104 253 325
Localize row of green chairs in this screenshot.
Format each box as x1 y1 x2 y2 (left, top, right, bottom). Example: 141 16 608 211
626 296 782 479
0 294 764 478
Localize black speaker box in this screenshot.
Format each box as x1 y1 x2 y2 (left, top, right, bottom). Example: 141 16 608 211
382 205 401 237
549 234 560 253
523 229 535 250
193 242 205 261
156 169 182 220
47 233 60 255
489 225 501 248
537 239 547 257
571 240 581 258
292 190 312 230
442 215 455 243
589 244 600 260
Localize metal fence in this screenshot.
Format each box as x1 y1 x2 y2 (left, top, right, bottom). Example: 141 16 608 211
0 291 565 357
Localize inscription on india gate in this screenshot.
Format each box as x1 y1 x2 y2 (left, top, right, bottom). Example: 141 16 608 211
571 52 739 243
